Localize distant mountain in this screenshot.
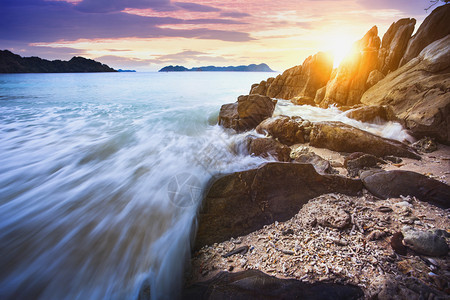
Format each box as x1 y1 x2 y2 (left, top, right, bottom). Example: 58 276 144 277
0 50 117 73
117 69 136 72
159 63 275 72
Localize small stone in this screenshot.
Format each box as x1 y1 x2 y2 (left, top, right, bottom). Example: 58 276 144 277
402 226 449 256
367 230 387 241
378 206 393 213
391 232 407 255
282 229 294 236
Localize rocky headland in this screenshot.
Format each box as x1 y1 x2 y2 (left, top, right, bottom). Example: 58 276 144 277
0 50 117 73
158 63 274 72
184 4 450 300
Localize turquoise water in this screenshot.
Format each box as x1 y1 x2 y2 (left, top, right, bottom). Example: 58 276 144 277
0 72 273 300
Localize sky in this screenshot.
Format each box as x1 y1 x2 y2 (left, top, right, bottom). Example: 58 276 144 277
0 0 441 71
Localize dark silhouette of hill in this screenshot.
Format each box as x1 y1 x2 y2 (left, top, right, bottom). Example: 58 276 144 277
0 50 117 73
159 63 275 72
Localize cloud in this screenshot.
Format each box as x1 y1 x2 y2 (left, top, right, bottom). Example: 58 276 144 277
357 0 428 15
0 0 253 44
173 2 221 12
94 55 153 68
220 11 251 18
74 0 173 13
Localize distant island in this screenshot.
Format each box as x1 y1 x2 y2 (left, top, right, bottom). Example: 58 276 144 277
117 69 136 72
0 50 117 73
158 63 275 72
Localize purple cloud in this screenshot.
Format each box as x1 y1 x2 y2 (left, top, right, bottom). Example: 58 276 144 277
174 2 221 12
220 11 251 18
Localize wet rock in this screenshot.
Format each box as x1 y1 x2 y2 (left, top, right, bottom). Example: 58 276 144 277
316 26 381 107
309 121 420 159
345 153 386 177
412 136 438 153
345 105 397 123
195 162 362 249
183 270 364 300
218 94 276 132
361 170 450 208
294 152 337 174
391 232 407 255
250 52 333 100
245 136 291 162
256 116 306 145
361 35 450 144
378 18 416 74
399 4 450 67
401 226 449 256
290 96 316 106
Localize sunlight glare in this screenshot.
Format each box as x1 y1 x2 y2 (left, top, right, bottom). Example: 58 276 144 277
323 32 358 68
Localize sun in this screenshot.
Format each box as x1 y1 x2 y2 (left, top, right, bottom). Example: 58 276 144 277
322 32 359 68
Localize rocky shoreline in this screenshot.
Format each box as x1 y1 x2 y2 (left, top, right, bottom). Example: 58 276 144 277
184 5 450 300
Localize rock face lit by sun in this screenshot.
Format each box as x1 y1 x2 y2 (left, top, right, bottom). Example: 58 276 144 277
324 33 358 68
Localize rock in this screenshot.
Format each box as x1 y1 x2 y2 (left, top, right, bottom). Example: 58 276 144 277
299 200 351 229
294 152 337 174
256 116 306 145
367 230 387 241
346 153 386 177
316 26 381 107
399 4 450 67
366 70 385 89
309 121 420 159
245 136 291 162
361 170 450 208
183 270 364 300
290 96 316 106
195 162 362 249
218 94 276 132
361 35 450 144
391 232 407 255
345 105 397 123
250 52 333 100
378 18 416 74
412 137 438 153
402 226 449 256
250 77 275 95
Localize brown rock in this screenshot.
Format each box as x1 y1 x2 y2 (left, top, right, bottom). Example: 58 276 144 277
345 105 398 123
183 270 364 300
218 94 275 132
299 200 351 229
399 4 450 67
378 18 416 74
194 162 362 249
256 116 306 146
245 136 291 162
361 170 450 208
316 26 381 107
309 121 420 159
294 152 337 174
366 69 385 89
345 154 386 177
361 35 450 144
250 52 333 100
391 232 407 255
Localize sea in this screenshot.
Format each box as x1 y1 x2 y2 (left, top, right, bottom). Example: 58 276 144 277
0 72 413 300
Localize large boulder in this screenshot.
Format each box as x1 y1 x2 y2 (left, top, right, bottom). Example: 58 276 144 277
256 116 308 145
309 121 420 159
378 18 416 74
245 136 291 162
399 4 450 67
316 26 381 107
218 94 276 132
194 162 362 249
250 52 333 100
361 170 450 208
183 270 364 300
361 35 450 144
345 105 398 123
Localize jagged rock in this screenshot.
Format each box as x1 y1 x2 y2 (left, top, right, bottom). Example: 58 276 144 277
378 18 416 74
194 162 362 249
366 70 385 88
245 136 291 162
309 121 420 159
316 26 381 107
256 116 306 145
345 153 386 177
250 52 333 100
345 105 397 123
290 96 316 106
401 226 449 256
399 4 450 67
361 35 450 144
294 152 337 174
218 94 276 132
183 270 364 300
361 170 450 208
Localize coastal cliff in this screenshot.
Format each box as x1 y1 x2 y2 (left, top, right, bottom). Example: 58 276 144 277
186 5 450 299
0 50 117 73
